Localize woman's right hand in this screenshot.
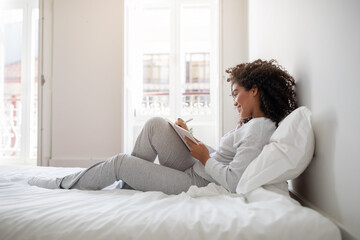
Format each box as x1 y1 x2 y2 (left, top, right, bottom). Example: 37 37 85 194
175 118 189 131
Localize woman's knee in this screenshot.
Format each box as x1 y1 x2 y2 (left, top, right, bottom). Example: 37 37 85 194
107 153 127 167
144 117 168 129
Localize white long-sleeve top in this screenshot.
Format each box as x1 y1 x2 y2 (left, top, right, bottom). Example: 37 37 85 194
192 117 276 193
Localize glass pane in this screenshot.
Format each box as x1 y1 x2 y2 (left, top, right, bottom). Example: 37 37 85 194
182 53 211 115
140 8 170 116
181 6 212 115
142 53 170 115
1 9 23 158
142 8 170 52
29 8 39 159
181 6 211 46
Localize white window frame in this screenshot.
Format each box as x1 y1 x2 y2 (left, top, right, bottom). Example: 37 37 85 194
0 0 39 165
124 0 220 152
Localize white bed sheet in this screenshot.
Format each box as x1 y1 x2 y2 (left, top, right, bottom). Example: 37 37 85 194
0 165 340 240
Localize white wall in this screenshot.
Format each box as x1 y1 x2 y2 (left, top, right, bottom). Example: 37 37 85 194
248 0 360 239
46 0 124 167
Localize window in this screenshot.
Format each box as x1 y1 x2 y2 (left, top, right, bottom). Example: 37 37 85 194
142 53 170 115
183 52 211 115
0 0 39 165
125 0 219 151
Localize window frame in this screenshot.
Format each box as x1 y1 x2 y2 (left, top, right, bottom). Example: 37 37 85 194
124 0 220 152
125 0 219 122
0 0 39 165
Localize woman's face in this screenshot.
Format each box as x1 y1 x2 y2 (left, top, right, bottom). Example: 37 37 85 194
231 83 257 118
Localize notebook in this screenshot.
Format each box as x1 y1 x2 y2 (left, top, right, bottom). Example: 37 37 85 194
167 119 198 150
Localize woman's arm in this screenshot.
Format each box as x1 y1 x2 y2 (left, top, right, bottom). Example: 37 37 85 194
178 118 216 153
185 137 210 165
186 135 263 192
204 143 262 192
203 121 272 193
184 121 272 193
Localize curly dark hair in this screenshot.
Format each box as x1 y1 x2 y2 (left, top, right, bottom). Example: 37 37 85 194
226 59 297 125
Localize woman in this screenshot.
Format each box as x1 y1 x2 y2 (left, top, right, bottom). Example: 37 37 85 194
29 59 297 194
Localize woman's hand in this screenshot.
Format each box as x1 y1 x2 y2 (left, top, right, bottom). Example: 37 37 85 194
185 136 210 166
175 118 189 131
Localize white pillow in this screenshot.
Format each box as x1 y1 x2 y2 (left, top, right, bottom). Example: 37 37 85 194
236 106 315 195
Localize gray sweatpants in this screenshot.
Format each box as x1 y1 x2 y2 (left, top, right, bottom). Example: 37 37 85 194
58 117 211 194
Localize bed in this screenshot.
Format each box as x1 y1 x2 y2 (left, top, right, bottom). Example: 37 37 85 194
0 107 341 240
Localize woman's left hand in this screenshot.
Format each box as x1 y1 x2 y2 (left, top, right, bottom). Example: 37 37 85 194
185 137 210 166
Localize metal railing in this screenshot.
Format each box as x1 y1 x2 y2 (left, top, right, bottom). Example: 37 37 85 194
140 92 211 116
1 96 21 157
0 96 37 159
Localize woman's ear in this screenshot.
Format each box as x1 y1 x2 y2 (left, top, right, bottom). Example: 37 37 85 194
251 85 258 96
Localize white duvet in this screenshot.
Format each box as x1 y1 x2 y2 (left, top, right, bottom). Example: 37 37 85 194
0 165 340 240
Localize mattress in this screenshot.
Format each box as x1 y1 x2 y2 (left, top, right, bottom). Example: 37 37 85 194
0 165 340 240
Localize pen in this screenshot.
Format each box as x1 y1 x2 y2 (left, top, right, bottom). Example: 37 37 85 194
184 118 193 123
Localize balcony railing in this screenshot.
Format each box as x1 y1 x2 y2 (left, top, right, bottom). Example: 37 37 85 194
1 96 21 157
140 92 211 116
0 96 37 159
182 92 211 115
